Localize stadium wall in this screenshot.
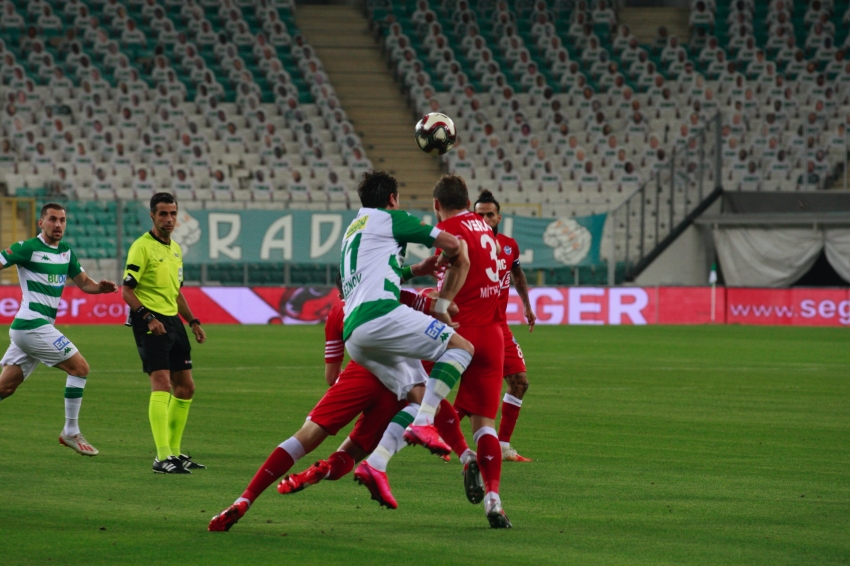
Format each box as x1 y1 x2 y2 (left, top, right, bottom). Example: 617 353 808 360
0 286 848 327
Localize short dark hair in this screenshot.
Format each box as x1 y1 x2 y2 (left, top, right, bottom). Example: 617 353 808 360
40 202 66 218
335 271 343 294
150 192 177 212
357 170 398 208
433 175 469 211
474 189 500 212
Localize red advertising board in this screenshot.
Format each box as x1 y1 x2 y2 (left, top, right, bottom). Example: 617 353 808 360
725 287 850 326
0 286 846 327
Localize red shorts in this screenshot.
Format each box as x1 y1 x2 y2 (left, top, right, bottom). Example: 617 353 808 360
453 323 505 420
501 323 527 376
308 361 407 454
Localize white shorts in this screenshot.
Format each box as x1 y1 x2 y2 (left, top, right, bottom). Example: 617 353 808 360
346 305 455 399
1 326 79 380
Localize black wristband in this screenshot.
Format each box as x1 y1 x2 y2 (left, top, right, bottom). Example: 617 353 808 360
134 305 149 317
144 312 156 324
189 318 201 326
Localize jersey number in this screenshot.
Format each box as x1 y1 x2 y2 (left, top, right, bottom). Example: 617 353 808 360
340 232 362 277
481 234 500 283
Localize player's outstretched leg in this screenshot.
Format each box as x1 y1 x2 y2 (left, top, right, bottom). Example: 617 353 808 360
435 399 475 461
209 437 306 531
59 374 99 456
407 348 472 453
437 401 484 503
474 426 511 528
279 449 355 495
278 460 331 495
498 373 531 462
355 405 418 508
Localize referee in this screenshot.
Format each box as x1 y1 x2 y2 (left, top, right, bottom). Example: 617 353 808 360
122 193 207 474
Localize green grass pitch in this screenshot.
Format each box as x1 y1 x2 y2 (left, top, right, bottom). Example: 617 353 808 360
0 324 847 565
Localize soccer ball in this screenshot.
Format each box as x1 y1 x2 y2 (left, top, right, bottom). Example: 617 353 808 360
414 112 457 155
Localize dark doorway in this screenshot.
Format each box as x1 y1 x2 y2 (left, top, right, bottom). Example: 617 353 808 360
793 251 849 287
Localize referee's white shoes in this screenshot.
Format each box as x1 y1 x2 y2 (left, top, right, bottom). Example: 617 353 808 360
59 433 99 456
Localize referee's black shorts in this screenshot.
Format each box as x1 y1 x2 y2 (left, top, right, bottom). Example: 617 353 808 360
131 312 193 374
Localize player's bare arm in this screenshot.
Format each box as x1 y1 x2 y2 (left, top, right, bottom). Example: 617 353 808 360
424 290 459 317
177 290 206 344
324 360 342 386
72 272 118 295
122 285 167 337
405 253 443 280
510 264 536 332
434 240 470 328
433 231 461 260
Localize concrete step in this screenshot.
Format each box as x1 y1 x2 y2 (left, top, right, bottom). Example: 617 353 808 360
618 7 691 45
297 5 443 209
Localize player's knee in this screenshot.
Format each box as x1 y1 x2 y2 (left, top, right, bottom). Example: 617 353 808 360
0 382 18 398
149 370 172 391
448 334 474 356
72 359 90 378
506 373 528 397
179 380 196 398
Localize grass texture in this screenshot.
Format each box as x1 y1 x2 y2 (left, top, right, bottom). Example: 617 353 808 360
0 324 847 565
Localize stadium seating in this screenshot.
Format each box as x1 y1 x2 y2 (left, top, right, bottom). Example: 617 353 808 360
368 0 850 260
2 0 849 267
1 0 371 255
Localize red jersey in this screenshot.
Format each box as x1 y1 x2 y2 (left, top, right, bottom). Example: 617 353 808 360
496 233 521 322
436 211 501 327
324 290 431 363
324 301 346 363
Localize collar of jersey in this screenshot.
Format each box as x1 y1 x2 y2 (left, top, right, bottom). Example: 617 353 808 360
37 233 59 249
148 230 172 247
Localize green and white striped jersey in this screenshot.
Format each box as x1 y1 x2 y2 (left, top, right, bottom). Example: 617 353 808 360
340 208 441 340
0 235 83 330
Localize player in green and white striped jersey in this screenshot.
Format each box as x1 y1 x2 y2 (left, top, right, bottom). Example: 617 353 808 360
0 203 118 456
339 172 479 501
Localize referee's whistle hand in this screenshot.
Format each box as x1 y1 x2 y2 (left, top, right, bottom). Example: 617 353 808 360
148 319 167 336
192 325 206 344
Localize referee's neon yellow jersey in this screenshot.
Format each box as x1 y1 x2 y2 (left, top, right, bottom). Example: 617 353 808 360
123 231 183 316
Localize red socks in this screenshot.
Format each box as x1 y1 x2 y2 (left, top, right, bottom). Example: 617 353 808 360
326 450 355 480
242 447 295 502
475 429 502 495
498 400 521 443
435 399 469 457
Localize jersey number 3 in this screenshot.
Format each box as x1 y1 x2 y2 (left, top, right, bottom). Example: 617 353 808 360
481 234 500 283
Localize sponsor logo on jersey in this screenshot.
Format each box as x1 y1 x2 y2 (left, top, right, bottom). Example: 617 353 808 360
479 284 501 298
53 335 70 351
64 347 72 354
424 320 446 340
48 274 67 284
345 215 369 238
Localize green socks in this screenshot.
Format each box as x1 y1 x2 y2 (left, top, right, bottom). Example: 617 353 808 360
149 392 172 460
167 396 193 456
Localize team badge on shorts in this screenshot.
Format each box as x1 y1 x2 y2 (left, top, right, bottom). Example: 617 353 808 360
53 335 70 351
424 320 446 340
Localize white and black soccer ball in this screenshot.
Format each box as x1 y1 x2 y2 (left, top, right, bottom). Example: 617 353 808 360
414 112 457 155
